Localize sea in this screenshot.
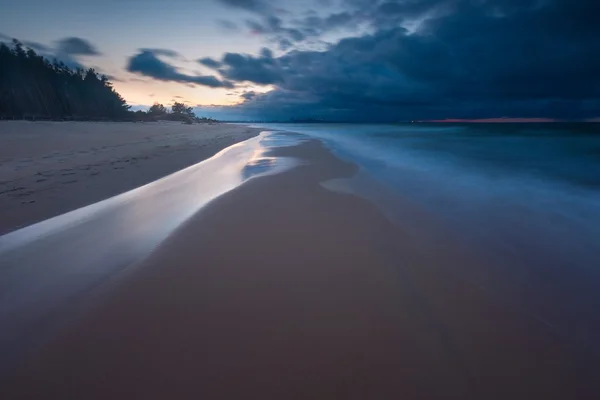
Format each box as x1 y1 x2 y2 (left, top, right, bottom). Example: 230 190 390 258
254 122 600 355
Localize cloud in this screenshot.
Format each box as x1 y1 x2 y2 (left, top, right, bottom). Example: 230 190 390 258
139 48 179 58
215 48 283 85
1 34 102 70
218 20 240 31
101 73 122 82
198 57 222 68
292 11 355 36
199 0 600 121
0 32 12 44
244 15 309 49
218 1 358 50
217 0 271 13
52 37 101 69
127 49 234 88
241 91 258 100
55 37 101 56
0 33 51 53
23 40 51 53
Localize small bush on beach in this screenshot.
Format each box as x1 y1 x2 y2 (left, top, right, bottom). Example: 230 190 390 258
130 102 219 124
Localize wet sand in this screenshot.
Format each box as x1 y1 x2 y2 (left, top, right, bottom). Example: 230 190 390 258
0 121 260 234
3 139 600 399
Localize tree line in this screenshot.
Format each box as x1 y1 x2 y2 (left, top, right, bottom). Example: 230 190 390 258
0 40 131 120
133 102 218 124
0 40 218 123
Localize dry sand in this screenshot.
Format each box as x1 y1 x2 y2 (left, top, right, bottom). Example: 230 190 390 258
4 139 600 399
0 121 260 234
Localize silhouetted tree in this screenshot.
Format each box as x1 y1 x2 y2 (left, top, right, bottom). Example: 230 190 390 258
0 40 130 120
163 101 194 124
148 103 168 117
132 110 149 121
195 116 218 123
171 101 194 118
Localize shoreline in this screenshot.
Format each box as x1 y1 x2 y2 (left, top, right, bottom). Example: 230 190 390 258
0 129 290 370
4 136 600 398
0 121 261 235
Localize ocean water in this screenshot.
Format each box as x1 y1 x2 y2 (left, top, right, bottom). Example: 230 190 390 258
255 122 600 354
259 123 600 237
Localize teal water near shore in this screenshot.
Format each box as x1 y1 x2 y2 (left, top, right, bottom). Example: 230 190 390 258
254 123 600 257
254 122 600 354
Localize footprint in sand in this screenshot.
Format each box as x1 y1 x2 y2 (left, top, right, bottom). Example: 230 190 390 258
0 187 25 195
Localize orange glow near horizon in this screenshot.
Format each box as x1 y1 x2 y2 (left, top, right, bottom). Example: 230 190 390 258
112 79 274 109
113 81 238 108
428 118 559 123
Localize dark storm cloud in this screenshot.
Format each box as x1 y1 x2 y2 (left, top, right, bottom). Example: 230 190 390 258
56 37 101 56
309 0 449 33
241 91 257 100
217 0 361 50
217 49 282 84
373 0 442 17
127 49 234 88
200 0 600 121
292 11 354 36
244 15 308 49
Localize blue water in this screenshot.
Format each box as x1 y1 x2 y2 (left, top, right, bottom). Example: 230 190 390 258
254 124 600 232
255 122 600 354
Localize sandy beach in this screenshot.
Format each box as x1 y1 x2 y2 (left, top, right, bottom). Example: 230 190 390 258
3 137 600 399
0 121 260 234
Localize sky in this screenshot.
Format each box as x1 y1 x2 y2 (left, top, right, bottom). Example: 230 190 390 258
1 0 599 121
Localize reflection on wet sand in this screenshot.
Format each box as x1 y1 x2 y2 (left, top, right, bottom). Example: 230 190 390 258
0 131 301 367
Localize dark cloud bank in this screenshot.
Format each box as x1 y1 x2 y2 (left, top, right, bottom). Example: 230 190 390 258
127 49 233 88
150 0 600 121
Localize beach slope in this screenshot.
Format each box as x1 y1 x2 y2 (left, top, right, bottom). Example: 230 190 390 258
0 121 260 234
4 139 600 399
